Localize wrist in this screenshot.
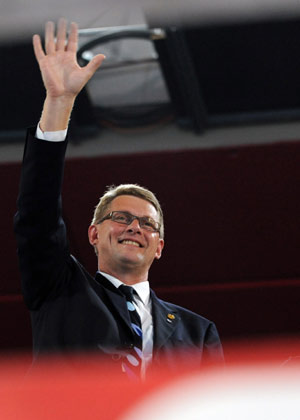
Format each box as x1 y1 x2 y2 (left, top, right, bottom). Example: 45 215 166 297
44 94 76 109
40 95 76 132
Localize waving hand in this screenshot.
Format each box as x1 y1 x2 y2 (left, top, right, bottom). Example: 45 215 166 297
33 19 105 131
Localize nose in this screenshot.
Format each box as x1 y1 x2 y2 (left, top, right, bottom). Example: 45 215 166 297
126 217 142 233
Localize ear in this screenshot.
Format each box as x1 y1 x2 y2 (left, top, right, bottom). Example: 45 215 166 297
155 238 164 260
88 224 99 246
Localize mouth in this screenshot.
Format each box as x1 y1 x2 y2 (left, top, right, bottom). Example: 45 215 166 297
118 239 143 248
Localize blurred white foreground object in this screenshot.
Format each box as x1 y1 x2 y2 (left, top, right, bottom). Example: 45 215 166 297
121 364 300 420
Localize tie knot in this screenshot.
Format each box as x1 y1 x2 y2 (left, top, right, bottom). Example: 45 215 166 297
119 284 134 301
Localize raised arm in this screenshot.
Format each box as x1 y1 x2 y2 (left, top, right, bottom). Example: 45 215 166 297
33 18 105 131
14 19 105 310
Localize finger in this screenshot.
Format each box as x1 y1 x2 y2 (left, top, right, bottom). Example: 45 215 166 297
45 21 55 54
84 54 106 77
56 17 67 51
66 21 78 53
32 34 45 62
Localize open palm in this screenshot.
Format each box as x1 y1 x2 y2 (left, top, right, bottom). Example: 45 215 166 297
33 19 105 99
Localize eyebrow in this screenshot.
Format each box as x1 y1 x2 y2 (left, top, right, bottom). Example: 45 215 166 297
115 210 157 220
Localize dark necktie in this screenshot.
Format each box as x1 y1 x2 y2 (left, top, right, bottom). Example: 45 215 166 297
119 284 143 377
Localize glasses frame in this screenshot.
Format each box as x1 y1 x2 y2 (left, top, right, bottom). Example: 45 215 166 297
98 211 161 233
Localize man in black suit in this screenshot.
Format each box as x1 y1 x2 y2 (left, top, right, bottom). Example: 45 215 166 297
14 19 223 378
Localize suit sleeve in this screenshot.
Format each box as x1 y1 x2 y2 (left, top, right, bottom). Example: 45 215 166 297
14 128 70 310
203 322 224 364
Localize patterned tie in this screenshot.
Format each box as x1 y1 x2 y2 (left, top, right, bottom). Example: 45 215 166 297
119 284 143 378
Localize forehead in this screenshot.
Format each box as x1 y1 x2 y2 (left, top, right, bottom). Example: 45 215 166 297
109 195 158 219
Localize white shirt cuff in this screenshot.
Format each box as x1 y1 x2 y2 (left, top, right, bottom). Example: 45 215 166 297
36 124 67 142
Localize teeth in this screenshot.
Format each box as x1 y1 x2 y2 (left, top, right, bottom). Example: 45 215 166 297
121 240 140 247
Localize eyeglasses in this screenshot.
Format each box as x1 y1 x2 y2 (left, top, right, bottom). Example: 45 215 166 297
98 211 161 233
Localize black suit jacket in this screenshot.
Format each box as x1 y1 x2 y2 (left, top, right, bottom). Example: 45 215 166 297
14 129 224 369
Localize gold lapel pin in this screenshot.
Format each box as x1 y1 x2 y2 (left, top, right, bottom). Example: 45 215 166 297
167 313 175 321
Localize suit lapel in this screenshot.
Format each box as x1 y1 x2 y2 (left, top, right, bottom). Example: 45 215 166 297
95 273 132 332
151 290 179 351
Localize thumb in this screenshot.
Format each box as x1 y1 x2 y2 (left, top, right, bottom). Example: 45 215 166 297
85 54 106 77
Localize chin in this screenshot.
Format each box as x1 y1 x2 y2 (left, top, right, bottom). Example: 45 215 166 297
118 252 145 266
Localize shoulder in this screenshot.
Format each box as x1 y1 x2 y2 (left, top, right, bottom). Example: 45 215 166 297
68 254 95 283
151 289 223 361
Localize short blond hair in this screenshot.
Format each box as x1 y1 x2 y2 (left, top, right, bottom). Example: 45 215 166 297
91 184 164 238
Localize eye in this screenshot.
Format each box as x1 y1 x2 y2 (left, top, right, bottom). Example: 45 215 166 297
142 217 156 230
113 212 130 223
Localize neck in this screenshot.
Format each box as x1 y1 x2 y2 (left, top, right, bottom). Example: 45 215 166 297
98 263 149 285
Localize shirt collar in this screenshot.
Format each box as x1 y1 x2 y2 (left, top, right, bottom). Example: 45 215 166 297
98 270 150 305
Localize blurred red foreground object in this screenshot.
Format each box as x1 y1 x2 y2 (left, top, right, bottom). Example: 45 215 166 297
1 338 300 420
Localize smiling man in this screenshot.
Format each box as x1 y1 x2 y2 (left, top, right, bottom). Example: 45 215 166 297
14 19 223 378
89 193 164 284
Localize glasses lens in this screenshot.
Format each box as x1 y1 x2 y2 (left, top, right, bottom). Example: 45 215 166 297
140 217 159 232
111 211 131 224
